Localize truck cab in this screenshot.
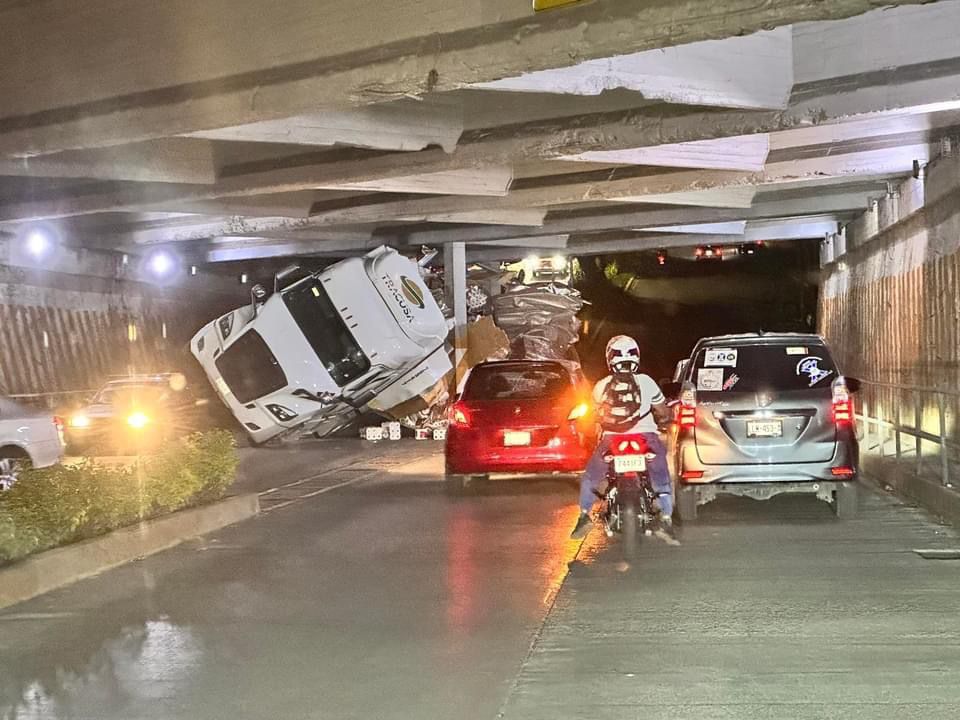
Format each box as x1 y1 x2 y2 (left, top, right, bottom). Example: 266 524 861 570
191 246 451 443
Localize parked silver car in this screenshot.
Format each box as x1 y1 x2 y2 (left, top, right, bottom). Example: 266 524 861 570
0 397 65 488
666 333 860 520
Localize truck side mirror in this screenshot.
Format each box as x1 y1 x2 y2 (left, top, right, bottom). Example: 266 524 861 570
250 284 267 317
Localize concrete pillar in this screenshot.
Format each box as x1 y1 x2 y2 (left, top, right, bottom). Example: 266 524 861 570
444 241 468 390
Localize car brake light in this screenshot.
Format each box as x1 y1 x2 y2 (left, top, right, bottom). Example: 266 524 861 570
682 470 705 480
567 402 590 421
449 403 471 428
833 398 854 425
678 405 697 428
832 466 855 477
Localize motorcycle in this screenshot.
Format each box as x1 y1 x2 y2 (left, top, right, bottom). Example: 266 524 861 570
598 434 662 558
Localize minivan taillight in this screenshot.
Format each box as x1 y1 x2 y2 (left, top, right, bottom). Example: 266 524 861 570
833 399 854 426
449 403 471 428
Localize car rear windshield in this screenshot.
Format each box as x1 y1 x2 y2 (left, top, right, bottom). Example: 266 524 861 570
690 343 839 393
215 330 288 404
463 364 572 401
282 279 371 387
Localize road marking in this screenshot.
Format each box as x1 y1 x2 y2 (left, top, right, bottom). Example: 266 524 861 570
259 471 379 514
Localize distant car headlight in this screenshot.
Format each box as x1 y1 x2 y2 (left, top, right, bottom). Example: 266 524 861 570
69 414 92 429
127 412 151 429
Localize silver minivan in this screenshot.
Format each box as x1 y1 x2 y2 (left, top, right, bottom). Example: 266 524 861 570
666 333 860 521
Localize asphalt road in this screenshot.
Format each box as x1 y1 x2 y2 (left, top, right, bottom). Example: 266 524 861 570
2 440 960 719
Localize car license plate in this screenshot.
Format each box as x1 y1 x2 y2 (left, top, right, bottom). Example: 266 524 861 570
613 455 646 474
504 431 532 447
747 420 783 438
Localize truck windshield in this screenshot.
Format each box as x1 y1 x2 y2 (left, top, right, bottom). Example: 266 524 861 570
282 278 371 387
215 330 288 404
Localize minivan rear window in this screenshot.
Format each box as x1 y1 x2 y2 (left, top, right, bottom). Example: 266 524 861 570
463 364 572 401
215 330 288 404
690 344 838 393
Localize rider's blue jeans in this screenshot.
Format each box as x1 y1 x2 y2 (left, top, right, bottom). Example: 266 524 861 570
578 433 673 516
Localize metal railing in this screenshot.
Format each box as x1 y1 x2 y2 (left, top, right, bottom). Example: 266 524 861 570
856 379 959 487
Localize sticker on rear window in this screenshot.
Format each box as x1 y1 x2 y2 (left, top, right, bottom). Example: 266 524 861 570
786 346 808 355
796 356 834 387
705 349 738 367
722 373 740 391
697 368 724 391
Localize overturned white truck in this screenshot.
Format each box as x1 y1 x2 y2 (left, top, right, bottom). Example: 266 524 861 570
191 246 451 443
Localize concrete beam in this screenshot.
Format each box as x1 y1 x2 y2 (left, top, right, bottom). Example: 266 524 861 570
199 235 379 262
0 139 216 184
608 186 758 209
562 135 771 172
188 99 464 153
147 192 320 219
330 166 513 196
476 27 793 110
0 0 933 157
639 221 747 235
406 190 878 246
401 209 547 227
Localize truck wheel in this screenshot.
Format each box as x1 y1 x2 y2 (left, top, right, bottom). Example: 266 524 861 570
677 485 698 524
834 482 859 518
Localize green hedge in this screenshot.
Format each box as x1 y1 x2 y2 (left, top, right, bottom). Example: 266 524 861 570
0 430 238 565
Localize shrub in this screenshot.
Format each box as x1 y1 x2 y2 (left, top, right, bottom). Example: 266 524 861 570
0 430 237 565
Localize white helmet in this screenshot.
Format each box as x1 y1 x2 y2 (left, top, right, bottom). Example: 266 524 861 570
605 335 640 374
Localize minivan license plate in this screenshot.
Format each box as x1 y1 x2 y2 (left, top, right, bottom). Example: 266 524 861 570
504 431 532 447
747 420 783 438
613 455 646 474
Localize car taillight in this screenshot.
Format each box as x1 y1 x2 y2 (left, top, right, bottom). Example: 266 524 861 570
449 403 471 428
53 415 64 431
832 466 855 477
832 380 854 426
681 470 705 480
678 405 697 428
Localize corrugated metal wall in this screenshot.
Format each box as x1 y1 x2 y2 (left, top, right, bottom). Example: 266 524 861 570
0 304 178 396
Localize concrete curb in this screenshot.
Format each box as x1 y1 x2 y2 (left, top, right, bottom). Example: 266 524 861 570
0 493 259 611
862 456 960 528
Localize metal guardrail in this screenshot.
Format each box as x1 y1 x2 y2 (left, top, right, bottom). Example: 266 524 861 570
856 379 959 487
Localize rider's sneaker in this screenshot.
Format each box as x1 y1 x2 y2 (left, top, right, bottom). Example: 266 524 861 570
570 511 592 539
654 517 681 546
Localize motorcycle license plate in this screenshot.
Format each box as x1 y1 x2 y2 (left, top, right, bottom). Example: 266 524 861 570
504 431 532 447
747 420 783 438
613 455 646 474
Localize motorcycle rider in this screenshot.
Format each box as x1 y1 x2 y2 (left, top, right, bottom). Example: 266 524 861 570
570 335 678 545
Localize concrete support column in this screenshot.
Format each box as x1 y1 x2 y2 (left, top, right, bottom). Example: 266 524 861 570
444 241 468 390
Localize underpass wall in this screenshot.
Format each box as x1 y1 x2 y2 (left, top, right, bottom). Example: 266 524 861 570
0 241 242 399
819 151 960 521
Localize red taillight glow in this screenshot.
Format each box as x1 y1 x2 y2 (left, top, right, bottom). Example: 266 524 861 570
682 470 705 480
833 399 854 425
832 466 855 477
678 405 697 428
53 416 65 431
449 403 471 428
608 434 649 455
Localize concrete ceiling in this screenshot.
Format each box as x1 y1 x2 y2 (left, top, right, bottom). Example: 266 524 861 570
1 0 959 265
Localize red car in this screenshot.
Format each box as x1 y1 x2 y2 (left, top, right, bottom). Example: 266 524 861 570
444 360 594 492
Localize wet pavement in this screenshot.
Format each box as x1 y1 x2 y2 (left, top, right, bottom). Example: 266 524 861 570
0 440 582 720
501 485 960 720
3 440 960 719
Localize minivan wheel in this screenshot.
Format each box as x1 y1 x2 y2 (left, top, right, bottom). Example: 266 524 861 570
834 482 859 518
677 485 698 524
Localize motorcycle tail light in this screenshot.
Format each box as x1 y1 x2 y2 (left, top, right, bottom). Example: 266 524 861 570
610 435 648 455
